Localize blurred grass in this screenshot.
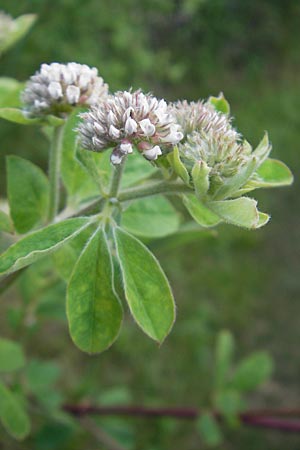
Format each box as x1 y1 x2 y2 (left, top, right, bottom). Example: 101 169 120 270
0 1 300 449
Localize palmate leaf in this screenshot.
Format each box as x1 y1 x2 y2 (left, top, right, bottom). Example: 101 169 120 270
121 196 180 238
0 382 30 440
0 217 91 276
7 156 49 233
67 227 123 353
113 226 175 343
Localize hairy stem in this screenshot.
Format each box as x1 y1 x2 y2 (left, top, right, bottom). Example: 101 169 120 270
108 158 127 199
47 124 65 222
118 181 192 202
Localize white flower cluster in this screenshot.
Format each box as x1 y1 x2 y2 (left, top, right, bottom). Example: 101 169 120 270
22 62 108 116
0 11 15 44
78 90 183 164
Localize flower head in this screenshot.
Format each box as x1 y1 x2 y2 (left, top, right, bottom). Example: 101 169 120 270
21 62 108 117
171 99 270 198
78 90 183 164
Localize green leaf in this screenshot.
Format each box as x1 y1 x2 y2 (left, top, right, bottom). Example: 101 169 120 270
183 195 222 227
0 338 25 373
214 389 244 423
208 92 230 114
212 156 257 200
0 381 30 440
61 110 98 202
215 330 235 390
208 197 259 229
53 224 95 281
168 146 190 184
0 217 91 276
0 210 13 233
197 413 223 447
0 107 41 125
122 152 158 188
252 133 272 161
97 151 158 192
113 227 175 342
25 359 60 396
0 14 36 54
0 78 24 108
7 156 49 233
122 196 180 238
252 158 293 188
191 160 210 198
231 352 273 391
67 227 123 354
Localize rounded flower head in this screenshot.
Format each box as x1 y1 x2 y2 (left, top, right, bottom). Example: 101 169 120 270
78 90 183 164
21 62 108 117
171 99 267 197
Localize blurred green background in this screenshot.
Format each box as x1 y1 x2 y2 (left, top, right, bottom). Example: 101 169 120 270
0 0 299 449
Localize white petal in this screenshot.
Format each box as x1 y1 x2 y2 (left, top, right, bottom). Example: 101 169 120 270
120 142 133 154
125 117 138 135
48 81 63 99
109 124 120 139
143 145 162 160
111 150 124 165
66 85 80 104
139 118 156 136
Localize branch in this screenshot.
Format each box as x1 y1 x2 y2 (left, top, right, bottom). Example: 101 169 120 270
63 404 300 432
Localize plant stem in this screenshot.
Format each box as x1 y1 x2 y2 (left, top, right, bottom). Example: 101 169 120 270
64 404 300 432
47 124 65 222
118 181 192 202
108 157 126 199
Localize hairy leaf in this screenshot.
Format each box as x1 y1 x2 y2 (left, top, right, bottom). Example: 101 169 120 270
7 156 49 233
114 227 175 342
67 228 123 353
0 338 25 373
0 382 30 440
0 218 91 276
122 196 180 238
183 195 222 227
208 198 260 229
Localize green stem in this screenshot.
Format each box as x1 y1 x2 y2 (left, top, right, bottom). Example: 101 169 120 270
47 124 65 222
118 181 192 202
108 157 126 199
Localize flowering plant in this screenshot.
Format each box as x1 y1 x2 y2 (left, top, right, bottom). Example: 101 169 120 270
0 61 293 355
0 15 294 442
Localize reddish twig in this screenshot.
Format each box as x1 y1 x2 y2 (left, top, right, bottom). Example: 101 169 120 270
63 404 300 432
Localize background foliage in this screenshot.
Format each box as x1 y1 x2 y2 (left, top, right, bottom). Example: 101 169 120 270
0 0 299 448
